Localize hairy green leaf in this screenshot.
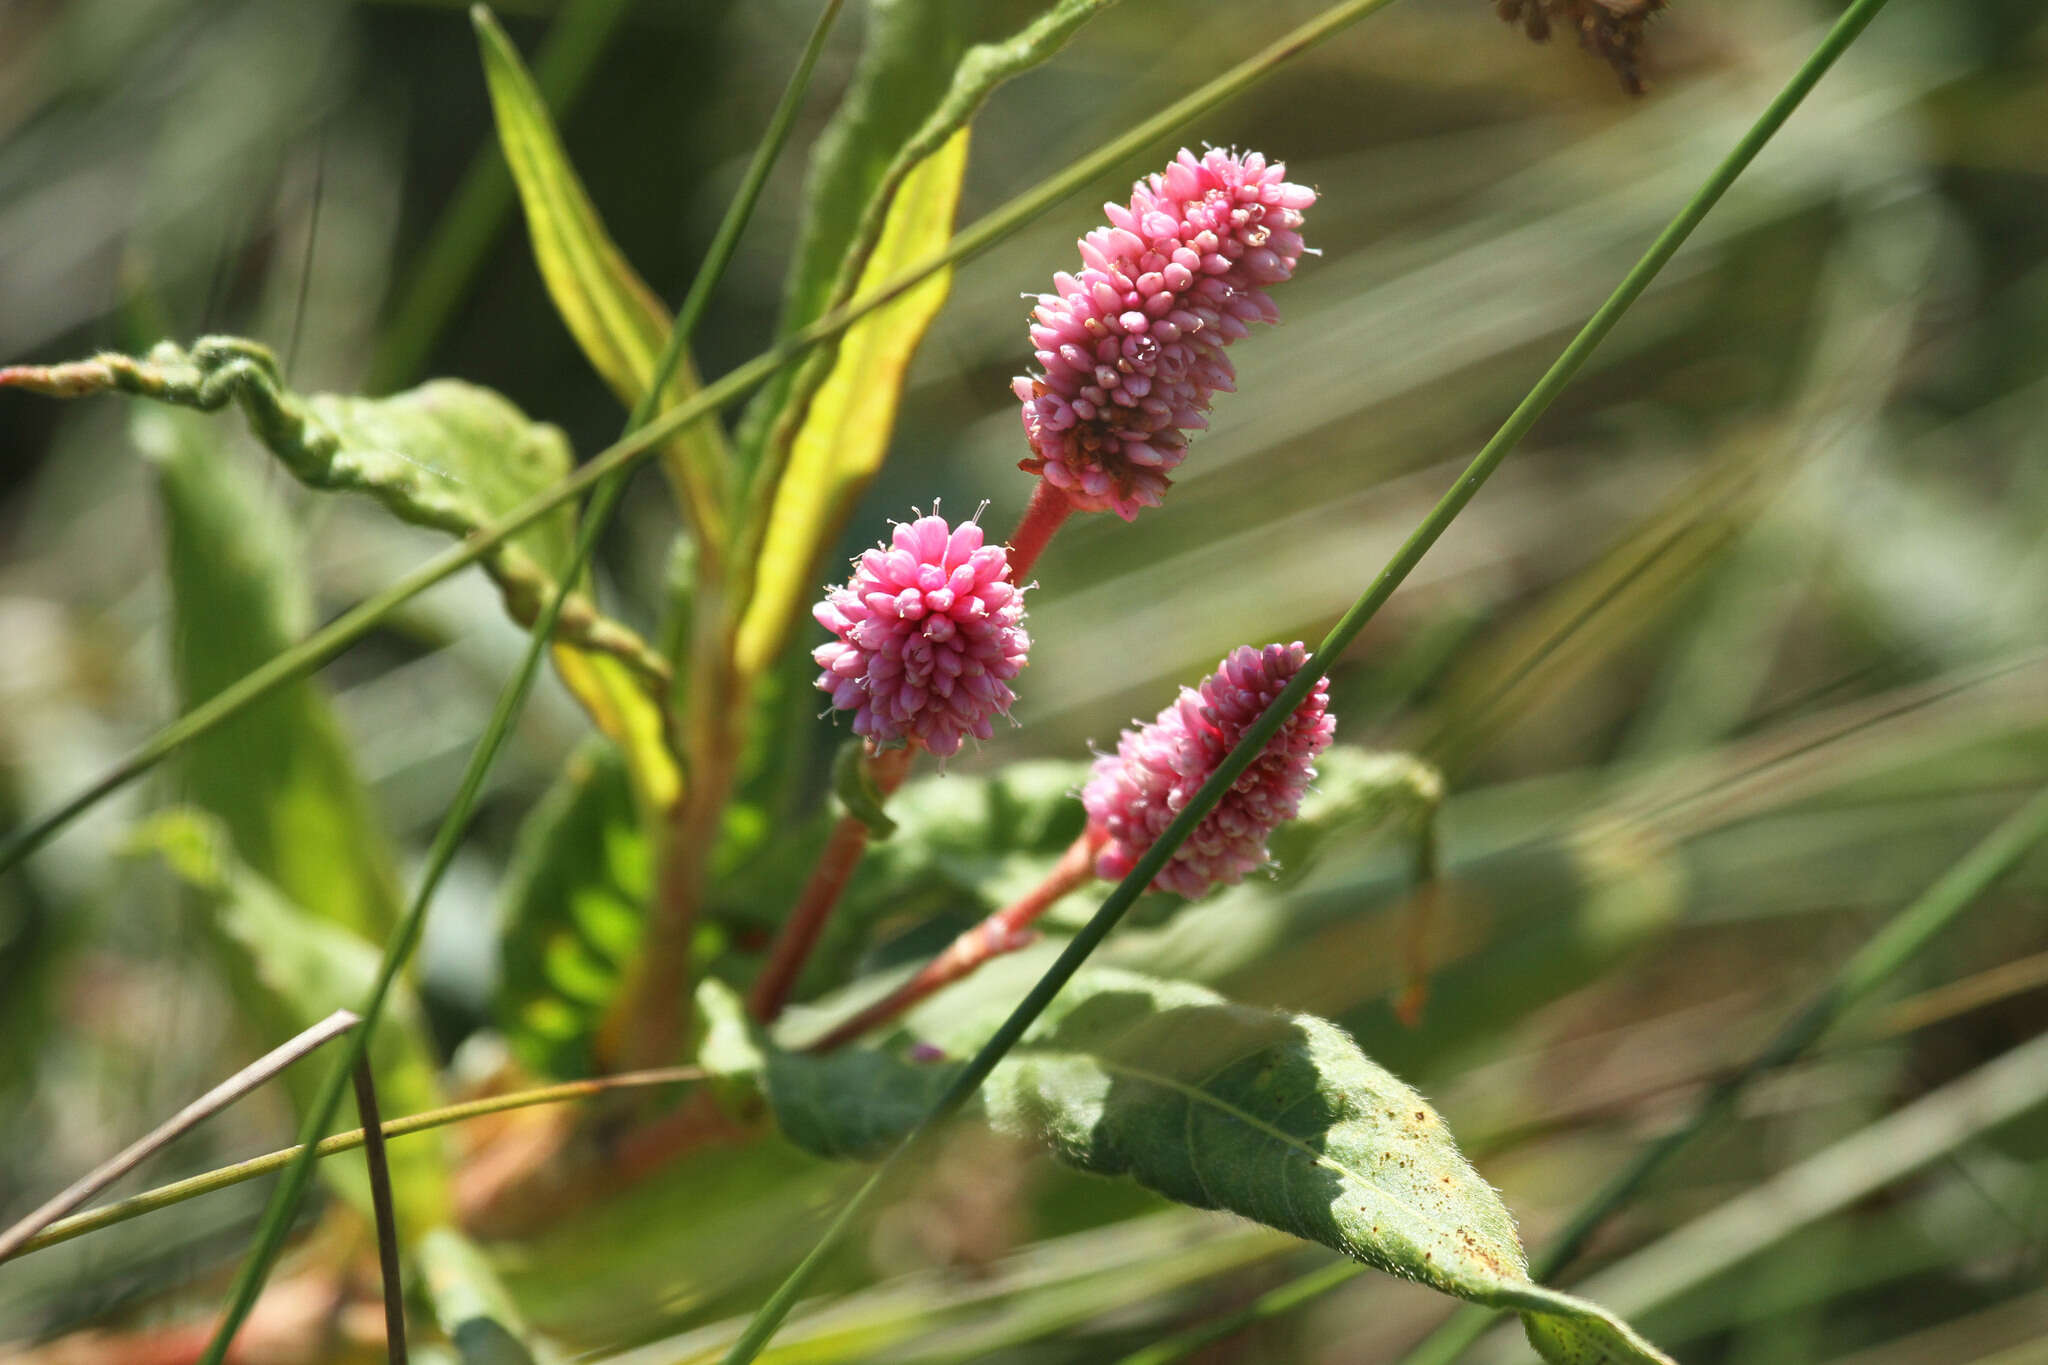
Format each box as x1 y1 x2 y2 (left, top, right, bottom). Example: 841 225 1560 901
143 409 404 945
134 810 452 1234
703 966 1671 1363
498 741 649 1078
473 4 731 547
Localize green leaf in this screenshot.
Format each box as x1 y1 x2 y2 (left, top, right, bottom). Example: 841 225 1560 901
142 409 404 945
731 0 1118 674
790 760 1093 996
472 4 731 548
1266 748 1443 884
6 339 682 812
768 0 1117 346
703 966 1672 1364
498 741 650 1078
732 131 967 682
416 1226 546 1365
134 809 453 1235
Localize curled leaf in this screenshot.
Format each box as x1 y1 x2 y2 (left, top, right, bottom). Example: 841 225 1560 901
2 338 668 690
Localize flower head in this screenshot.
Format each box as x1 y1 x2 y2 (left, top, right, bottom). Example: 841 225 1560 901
1082 642 1334 898
1012 148 1316 522
813 512 1029 758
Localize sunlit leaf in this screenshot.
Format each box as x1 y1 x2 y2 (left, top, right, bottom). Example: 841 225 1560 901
732 129 968 684
732 0 1119 674
473 4 731 546
134 809 452 1234
702 967 1673 1363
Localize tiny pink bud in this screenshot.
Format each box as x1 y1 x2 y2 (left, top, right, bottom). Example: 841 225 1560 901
1082 642 1334 898
1014 149 1315 522
813 512 1029 758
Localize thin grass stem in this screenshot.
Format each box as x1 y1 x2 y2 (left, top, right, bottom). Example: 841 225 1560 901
0 1009 358 1264
8 1066 704 1261
350 1057 408 1365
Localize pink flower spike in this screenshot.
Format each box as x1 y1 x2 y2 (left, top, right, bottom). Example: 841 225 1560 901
1014 147 1316 521
1082 642 1334 898
813 511 1030 758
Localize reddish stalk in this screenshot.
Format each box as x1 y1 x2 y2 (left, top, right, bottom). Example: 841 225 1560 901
809 827 1105 1051
749 745 915 1022
1004 481 1074 581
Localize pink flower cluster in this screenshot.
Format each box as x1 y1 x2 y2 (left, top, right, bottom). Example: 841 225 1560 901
1083 642 1334 899
813 513 1029 758
1012 148 1316 522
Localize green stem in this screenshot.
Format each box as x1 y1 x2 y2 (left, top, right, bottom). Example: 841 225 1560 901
719 0 1899 1358
192 8 844 1351
7 1067 703 1262
0 0 1404 877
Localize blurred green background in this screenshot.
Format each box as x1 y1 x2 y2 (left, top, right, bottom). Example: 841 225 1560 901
4 0 2048 1360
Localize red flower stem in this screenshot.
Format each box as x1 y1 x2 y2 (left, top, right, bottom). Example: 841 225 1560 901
749 745 915 1023
1005 481 1074 582
809 827 1106 1051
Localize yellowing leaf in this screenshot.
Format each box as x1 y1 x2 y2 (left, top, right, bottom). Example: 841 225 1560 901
474 5 730 548
733 130 969 683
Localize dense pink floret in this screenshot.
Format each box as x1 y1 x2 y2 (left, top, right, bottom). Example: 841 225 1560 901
813 514 1029 758
1012 148 1316 522
1082 642 1334 898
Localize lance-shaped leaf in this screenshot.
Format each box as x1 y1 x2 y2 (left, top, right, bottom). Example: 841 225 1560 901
135 810 453 1235
731 0 1119 670
1 340 682 811
732 130 968 681
702 967 1674 1365
473 5 730 551
143 407 404 944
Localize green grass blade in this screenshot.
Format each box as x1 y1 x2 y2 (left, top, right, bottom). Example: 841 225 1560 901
9 1067 703 1261
717 0 1901 1356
